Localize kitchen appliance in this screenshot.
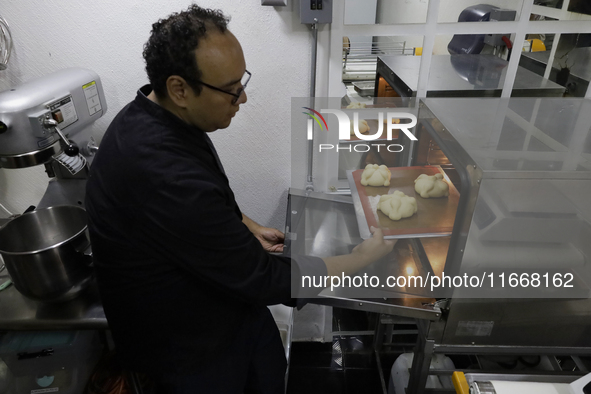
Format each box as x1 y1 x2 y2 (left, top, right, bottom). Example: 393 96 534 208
0 205 92 302
0 67 106 181
447 5 516 55
0 68 106 301
288 96 591 393
460 371 591 394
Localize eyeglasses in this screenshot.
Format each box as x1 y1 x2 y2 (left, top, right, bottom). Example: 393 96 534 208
198 70 251 104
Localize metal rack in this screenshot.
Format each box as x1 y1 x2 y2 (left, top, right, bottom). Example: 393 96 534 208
343 39 412 81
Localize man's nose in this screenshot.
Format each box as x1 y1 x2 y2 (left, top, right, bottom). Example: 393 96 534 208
236 90 247 105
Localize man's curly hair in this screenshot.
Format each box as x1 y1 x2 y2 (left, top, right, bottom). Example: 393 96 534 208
143 5 230 98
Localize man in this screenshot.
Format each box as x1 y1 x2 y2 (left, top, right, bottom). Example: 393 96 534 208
86 5 394 393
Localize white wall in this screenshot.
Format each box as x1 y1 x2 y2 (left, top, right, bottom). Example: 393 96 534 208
376 0 429 24
0 0 312 229
344 0 377 55
344 0 377 24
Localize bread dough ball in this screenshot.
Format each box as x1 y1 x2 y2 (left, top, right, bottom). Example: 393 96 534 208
346 102 367 109
361 164 391 187
350 119 370 135
414 173 449 198
377 191 417 221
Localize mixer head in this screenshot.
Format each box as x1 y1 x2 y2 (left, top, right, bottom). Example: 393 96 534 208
0 68 107 170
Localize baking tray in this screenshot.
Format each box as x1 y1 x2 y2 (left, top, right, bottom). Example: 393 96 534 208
341 119 400 142
347 165 460 239
352 81 375 96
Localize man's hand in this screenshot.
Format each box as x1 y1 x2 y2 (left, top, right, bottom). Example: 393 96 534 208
254 227 285 253
351 226 396 265
323 226 396 277
243 214 285 253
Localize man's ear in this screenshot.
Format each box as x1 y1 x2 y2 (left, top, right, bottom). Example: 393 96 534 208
166 76 191 108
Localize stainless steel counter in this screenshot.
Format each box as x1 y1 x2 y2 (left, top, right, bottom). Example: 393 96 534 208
520 47 591 97
377 54 565 98
0 277 107 330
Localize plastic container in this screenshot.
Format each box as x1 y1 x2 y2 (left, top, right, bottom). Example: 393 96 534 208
388 352 455 394
0 330 102 394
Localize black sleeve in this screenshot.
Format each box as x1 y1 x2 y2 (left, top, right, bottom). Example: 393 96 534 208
134 172 325 306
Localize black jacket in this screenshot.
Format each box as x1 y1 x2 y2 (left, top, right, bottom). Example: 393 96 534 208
85 86 324 374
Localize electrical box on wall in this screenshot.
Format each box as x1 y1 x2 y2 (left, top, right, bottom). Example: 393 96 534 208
300 0 332 24
484 8 517 46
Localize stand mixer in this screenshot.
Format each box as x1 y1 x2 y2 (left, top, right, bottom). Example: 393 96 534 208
0 67 107 208
0 68 107 302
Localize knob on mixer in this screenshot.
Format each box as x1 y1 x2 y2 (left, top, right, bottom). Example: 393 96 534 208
43 117 80 157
